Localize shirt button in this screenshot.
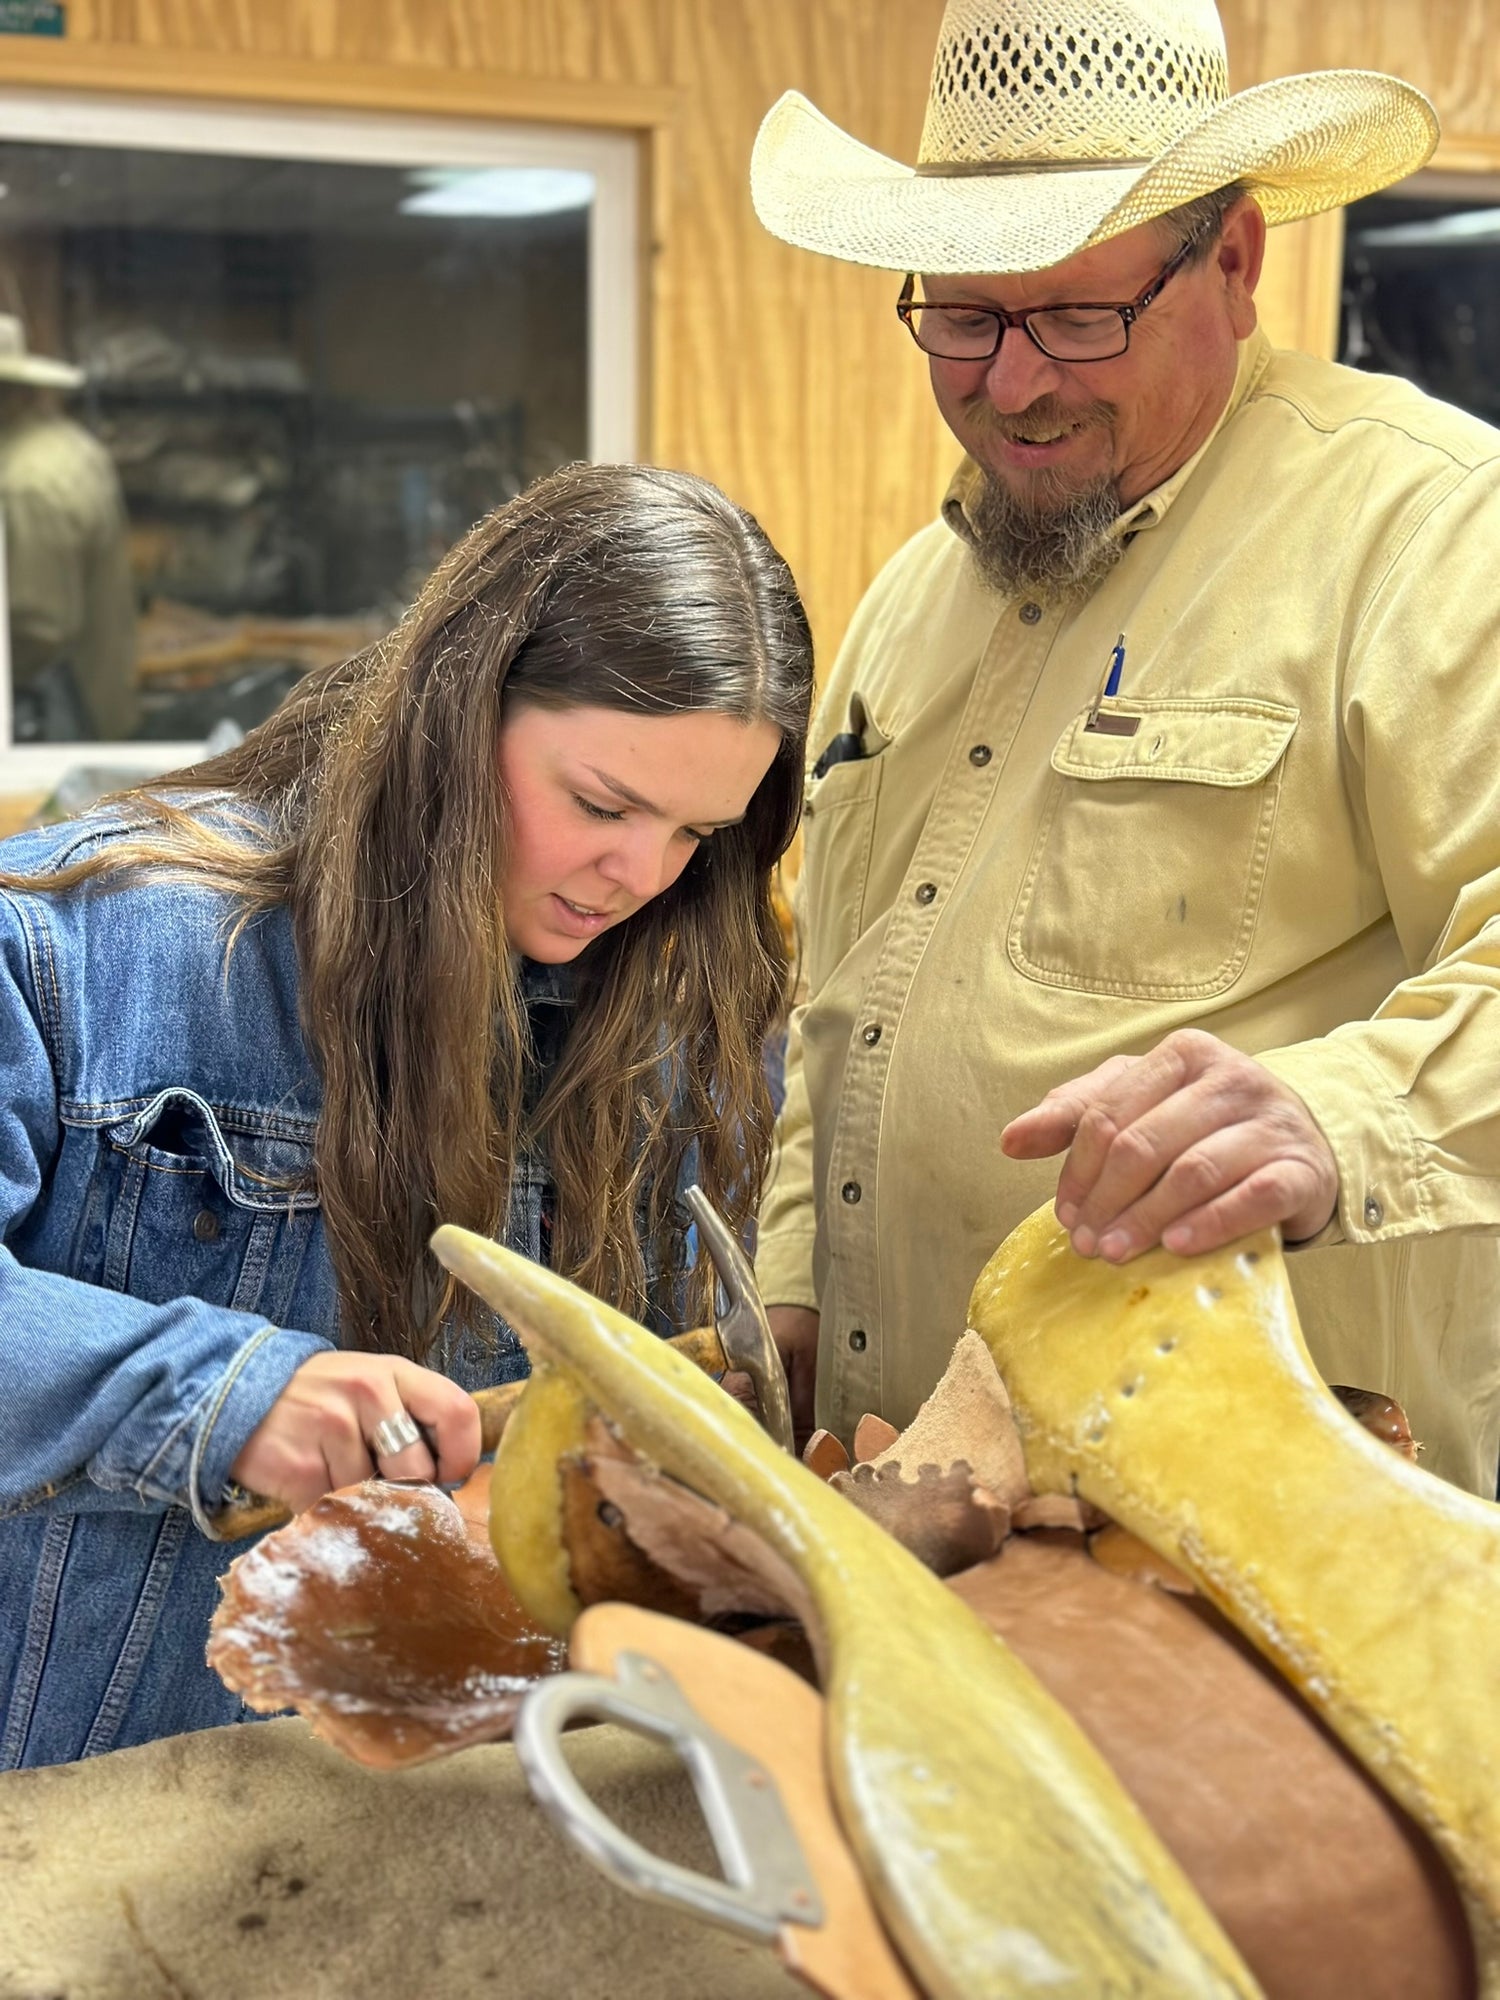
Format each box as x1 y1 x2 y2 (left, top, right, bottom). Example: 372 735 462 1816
841 1180 862 1205
1019 601 1042 625
914 881 937 905
848 1329 867 1353
861 1023 882 1046
1363 1195 1384 1228
192 1208 221 1243
968 743 992 766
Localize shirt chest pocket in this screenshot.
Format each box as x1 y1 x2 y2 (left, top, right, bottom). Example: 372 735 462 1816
1008 698 1299 1001
79 1089 319 1323
800 752 884 995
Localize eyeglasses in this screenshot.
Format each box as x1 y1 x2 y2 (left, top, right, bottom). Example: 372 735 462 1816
896 235 1200 365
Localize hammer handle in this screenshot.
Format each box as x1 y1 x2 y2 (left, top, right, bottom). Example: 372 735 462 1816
211 1321 727 1543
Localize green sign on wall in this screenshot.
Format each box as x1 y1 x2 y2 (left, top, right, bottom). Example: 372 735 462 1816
0 1 65 33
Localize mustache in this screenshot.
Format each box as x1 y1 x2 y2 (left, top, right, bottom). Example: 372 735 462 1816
961 394 1115 445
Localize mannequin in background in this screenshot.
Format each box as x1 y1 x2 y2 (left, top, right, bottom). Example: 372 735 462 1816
0 316 136 741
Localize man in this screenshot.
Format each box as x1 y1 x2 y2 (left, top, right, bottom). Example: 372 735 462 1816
0 315 137 740
749 0 1500 1494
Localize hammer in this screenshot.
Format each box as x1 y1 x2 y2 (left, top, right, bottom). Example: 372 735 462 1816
211 1184 793 1541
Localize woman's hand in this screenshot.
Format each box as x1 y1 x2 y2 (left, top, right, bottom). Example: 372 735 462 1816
230 1352 482 1514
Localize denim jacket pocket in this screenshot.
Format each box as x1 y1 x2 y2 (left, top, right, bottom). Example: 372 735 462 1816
76 1089 318 1322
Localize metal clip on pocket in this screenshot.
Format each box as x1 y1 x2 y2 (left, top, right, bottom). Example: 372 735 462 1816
1084 630 1140 737
514 1651 824 1943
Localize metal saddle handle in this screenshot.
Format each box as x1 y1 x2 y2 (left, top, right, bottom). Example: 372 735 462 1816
514 1649 824 1946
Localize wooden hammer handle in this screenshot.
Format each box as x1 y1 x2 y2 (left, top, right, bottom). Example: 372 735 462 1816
211 1321 727 1543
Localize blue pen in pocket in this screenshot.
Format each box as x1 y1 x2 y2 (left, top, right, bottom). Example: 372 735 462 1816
1085 631 1138 737
1103 633 1125 699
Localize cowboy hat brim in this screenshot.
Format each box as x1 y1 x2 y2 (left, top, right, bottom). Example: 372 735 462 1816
751 73 1439 274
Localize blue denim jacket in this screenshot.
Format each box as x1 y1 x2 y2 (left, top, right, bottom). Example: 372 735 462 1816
0 808 572 1767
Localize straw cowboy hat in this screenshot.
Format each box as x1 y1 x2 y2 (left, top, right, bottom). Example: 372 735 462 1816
751 0 1439 274
0 316 83 390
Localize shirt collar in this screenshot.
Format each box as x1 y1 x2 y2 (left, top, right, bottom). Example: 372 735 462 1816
518 955 578 1007
942 327 1272 549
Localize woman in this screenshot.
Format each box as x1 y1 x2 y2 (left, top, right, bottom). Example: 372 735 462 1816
0 462 813 1768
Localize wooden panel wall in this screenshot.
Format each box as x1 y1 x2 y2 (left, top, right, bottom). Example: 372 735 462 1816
0 0 956 676
654 0 951 671
0 1 1496 674
1222 2 1500 358
1221 1 1497 131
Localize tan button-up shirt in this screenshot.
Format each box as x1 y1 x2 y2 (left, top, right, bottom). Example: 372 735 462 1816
757 332 1500 1496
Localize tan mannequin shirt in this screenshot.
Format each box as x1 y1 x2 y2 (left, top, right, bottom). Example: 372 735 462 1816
0 409 137 739
757 331 1500 1495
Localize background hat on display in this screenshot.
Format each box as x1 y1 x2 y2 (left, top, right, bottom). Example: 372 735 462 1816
751 0 1439 274
0 317 84 389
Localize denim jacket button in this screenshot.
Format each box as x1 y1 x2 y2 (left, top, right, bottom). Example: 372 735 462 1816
192 1207 221 1243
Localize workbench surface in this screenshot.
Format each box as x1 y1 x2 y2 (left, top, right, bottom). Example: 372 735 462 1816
0 1716 801 1999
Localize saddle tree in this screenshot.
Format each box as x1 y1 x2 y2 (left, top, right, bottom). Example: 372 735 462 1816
433 1222 1261 2000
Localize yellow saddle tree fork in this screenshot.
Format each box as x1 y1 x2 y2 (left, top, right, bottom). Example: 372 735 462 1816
968 1208 1500 1997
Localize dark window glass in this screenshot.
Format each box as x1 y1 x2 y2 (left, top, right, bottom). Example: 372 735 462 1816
1341 180 1500 426
0 142 591 746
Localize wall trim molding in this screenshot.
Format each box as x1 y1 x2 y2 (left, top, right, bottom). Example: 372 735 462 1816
0 38 681 133
1430 133 1500 175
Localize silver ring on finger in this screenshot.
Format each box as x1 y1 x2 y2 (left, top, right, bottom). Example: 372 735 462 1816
369 1409 423 1459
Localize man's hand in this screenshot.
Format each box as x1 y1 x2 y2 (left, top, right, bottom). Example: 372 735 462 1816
230 1351 482 1513
1000 1029 1338 1262
719 1307 818 1452
768 1304 819 1453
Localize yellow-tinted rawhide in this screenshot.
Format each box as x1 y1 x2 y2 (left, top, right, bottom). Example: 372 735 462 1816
488 1358 592 1636
432 1223 1260 2000
968 1205 1500 1995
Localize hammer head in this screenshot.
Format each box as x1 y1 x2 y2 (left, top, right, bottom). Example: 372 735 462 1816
684 1184 796 1455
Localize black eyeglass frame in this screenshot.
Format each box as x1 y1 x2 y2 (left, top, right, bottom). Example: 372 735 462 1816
896 234 1203 365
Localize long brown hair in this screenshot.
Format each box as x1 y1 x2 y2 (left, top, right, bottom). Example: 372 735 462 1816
8 463 813 1354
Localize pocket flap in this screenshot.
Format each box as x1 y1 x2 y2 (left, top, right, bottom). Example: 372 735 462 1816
1052 698 1299 788
108 1088 318 1212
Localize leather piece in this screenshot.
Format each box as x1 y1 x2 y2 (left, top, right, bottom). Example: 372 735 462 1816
803 1428 852 1478
827 1460 1010 1574
863 1329 1031 1510
949 1536 1474 2000
207 1477 564 1768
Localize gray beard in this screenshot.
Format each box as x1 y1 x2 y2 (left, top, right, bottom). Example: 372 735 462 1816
966 469 1125 604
